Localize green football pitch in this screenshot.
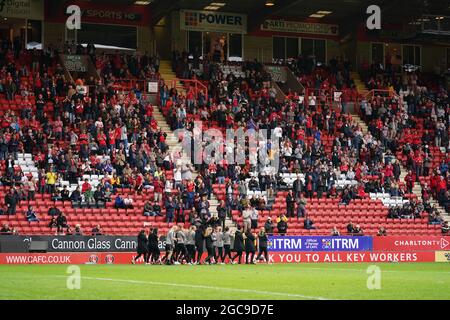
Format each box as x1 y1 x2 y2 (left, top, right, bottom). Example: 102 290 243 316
0 263 449 300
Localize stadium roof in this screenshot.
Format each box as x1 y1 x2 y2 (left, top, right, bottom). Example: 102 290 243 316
63 0 450 38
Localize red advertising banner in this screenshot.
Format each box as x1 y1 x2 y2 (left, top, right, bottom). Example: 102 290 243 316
0 251 437 264
45 0 152 26
373 236 450 252
269 251 436 263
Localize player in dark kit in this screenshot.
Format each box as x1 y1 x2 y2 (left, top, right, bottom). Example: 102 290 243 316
132 229 148 264
146 228 161 264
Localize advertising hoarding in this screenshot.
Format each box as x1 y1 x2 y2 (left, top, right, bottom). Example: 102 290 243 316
372 236 450 251
180 9 247 34
268 236 373 252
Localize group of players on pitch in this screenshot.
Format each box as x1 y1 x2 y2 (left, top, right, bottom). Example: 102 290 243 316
132 224 270 265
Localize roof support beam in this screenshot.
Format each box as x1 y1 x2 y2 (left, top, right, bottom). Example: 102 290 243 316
149 0 181 26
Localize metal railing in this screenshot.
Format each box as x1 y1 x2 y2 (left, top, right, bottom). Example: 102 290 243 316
168 78 208 101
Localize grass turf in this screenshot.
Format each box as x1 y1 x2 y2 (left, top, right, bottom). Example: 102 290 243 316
0 263 449 300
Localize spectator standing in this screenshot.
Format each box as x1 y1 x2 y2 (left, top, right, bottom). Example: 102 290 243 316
276 214 288 235
242 205 252 233
244 230 256 264
147 228 161 264
132 229 148 264
231 226 245 264
5 189 19 215
256 228 269 263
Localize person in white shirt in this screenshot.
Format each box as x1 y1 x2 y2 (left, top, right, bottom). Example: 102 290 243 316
124 196 134 209
251 207 259 230
95 117 104 131
242 206 253 233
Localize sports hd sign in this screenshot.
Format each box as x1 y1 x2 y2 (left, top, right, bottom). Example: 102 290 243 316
180 9 247 34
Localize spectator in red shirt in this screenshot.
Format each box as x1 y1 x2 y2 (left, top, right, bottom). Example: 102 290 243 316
81 179 93 203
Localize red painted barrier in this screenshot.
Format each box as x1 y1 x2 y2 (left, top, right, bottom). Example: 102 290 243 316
0 251 439 264
269 251 436 263
373 236 450 252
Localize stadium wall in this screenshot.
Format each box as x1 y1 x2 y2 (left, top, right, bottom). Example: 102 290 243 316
43 22 65 48
0 251 445 265
0 236 448 264
170 11 187 53
422 45 448 74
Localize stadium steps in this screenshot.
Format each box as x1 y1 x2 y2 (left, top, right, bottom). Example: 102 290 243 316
152 106 236 230
156 62 236 229
159 60 185 94
351 72 369 96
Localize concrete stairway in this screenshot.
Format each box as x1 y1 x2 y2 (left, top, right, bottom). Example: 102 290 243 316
153 65 235 229
159 60 185 94
351 71 369 97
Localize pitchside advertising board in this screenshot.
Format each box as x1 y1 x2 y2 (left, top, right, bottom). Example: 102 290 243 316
372 236 450 251
0 251 440 265
0 235 449 264
0 235 166 253
268 236 373 251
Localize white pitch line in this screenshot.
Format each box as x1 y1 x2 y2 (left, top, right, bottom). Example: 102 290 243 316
68 276 330 300
300 267 450 275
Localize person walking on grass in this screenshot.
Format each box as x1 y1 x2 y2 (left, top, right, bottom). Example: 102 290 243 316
231 225 245 264
186 225 197 264
132 229 148 264
222 226 233 263
175 226 190 264
256 228 269 263
213 226 225 264
146 228 161 264
203 226 215 265
162 225 177 265
245 230 256 264
195 225 204 264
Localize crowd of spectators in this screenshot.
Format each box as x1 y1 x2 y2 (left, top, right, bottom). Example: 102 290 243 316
0 36 448 237
163 51 449 235
359 60 449 216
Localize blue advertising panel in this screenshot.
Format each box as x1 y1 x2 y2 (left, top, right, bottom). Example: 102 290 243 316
268 236 373 252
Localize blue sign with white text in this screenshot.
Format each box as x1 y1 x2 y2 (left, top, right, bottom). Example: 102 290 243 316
267 236 373 251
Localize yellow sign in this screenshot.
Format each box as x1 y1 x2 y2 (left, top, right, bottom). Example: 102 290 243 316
435 251 450 262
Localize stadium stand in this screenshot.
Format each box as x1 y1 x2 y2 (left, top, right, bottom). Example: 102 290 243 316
0 4 449 238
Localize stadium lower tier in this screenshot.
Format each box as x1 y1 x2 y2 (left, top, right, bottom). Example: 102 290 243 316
0 191 442 236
